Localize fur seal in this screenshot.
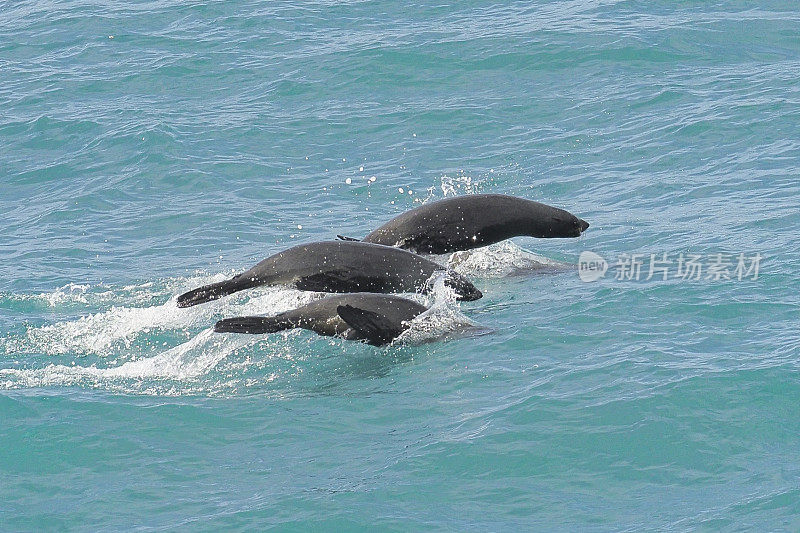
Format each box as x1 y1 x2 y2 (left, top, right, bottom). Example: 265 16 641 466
214 293 428 345
338 194 589 254
177 241 481 307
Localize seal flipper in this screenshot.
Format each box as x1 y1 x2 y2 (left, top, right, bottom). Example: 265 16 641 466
214 315 294 334
177 281 231 308
336 235 360 241
177 274 258 308
336 304 405 346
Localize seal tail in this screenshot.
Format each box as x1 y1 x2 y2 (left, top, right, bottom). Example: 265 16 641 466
336 305 404 346
214 315 294 334
177 275 254 308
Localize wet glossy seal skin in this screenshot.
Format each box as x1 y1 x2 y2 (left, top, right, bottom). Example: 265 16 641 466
214 293 428 346
176 241 482 307
339 194 589 255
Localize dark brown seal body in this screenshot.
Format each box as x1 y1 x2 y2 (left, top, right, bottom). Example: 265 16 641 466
354 194 589 254
177 241 481 307
214 293 428 346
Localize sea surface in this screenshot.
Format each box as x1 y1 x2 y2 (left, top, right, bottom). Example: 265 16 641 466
2 1 799 530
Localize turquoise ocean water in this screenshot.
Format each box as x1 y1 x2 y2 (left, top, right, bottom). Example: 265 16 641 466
2 1 799 530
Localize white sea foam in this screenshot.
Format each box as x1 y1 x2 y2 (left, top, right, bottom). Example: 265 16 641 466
446 241 573 278
0 328 270 391
2 274 318 357
4 274 227 356
42 282 92 305
4 279 165 308
0 277 322 391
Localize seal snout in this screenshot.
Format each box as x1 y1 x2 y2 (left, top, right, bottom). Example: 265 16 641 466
458 287 483 302
578 218 590 233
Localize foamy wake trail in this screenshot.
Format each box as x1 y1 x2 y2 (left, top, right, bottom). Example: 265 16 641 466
20 299 212 356
445 241 573 278
0 278 324 390
0 329 261 389
4 275 318 357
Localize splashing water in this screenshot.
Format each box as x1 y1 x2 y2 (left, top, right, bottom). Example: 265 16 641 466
0 273 328 392
1 242 572 394
0 237 579 395
439 173 483 197
444 241 572 278
0 268 488 393
0 328 247 388
396 272 485 345
413 173 486 205
2 274 329 357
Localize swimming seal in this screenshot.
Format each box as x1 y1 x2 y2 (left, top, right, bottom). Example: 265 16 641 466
176 241 482 307
338 194 589 255
214 293 428 346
